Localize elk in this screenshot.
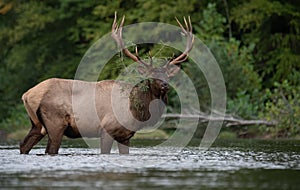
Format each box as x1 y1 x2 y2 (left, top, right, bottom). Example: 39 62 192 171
20 13 194 154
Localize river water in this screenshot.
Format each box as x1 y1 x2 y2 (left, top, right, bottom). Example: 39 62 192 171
0 140 299 189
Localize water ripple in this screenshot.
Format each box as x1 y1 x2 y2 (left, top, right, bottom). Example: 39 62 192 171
0 146 299 175
1 141 299 189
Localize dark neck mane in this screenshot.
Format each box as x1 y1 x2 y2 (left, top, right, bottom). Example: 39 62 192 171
129 79 167 124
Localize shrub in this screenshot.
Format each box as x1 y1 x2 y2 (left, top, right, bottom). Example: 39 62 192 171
260 80 300 138
0 104 30 133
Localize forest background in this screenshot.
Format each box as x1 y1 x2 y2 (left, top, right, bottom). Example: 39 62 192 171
0 0 299 141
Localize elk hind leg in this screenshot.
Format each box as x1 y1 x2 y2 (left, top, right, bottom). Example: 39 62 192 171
20 120 46 154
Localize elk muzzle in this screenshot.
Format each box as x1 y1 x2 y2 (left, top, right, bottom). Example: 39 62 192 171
160 81 169 91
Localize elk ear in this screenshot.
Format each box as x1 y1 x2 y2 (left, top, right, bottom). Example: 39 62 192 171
166 64 181 77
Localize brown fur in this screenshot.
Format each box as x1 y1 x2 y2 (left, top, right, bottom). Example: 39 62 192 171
20 77 168 154
20 14 194 155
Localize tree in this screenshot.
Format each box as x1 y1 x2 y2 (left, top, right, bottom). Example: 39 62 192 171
1 0 299 138
231 0 300 87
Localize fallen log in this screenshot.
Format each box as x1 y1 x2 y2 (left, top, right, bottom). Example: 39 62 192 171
162 113 278 127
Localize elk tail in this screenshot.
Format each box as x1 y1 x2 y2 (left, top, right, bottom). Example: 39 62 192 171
22 92 40 126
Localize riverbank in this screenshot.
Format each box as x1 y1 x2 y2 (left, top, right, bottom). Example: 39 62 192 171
1 126 300 145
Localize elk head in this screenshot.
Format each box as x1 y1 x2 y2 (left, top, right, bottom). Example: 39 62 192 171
111 12 194 115
111 12 194 103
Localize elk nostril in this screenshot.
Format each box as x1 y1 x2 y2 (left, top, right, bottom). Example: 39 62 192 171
161 82 169 89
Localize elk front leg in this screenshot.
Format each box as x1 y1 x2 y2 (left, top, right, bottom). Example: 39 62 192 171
118 140 129 154
100 131 114 154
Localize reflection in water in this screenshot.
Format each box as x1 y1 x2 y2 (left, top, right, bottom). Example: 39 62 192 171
0 140 299 189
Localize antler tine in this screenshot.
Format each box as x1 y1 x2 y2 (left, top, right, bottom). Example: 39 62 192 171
183 17 189 33
135 46 139 57
112 12 117 31
119 15 125 36
175 17 187 34
166 16 194 66
111 12 150 68
188 16 192 33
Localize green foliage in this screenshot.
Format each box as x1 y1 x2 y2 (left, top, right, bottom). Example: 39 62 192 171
0 1 88 118
128 0 204 23
0 0 299 139
0 104 30 133
232 0 300 87
227 91 260 119
192 3 261 110
218 131 237 139
195 3 227 41
230 0 300 137
259 81 300 138
133 129 169 140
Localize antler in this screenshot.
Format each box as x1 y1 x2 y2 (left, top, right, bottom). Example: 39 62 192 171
111 12 150 68
166 16 194 66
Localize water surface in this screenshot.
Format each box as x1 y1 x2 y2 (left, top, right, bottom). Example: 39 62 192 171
0 140 299 189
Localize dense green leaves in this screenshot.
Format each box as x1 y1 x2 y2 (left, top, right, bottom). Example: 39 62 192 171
260 80 300 138
232 0 300 87
0 0 299 138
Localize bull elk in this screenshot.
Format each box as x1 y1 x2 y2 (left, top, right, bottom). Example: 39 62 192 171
20 13 194 154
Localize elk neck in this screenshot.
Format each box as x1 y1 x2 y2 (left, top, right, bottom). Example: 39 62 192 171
129 79 168 122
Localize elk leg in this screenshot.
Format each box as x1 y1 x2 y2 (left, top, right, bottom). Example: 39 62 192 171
117 140 129 154
20 120 45 154
44 127 65 155
100 131 114 154
41 115 65 154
